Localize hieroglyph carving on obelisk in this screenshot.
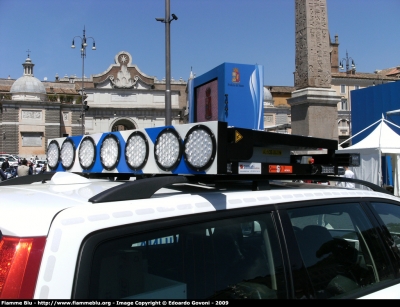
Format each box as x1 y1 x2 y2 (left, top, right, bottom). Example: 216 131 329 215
294 0 331 89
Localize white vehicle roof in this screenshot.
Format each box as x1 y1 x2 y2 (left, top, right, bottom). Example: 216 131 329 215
0 172 397 238
0 173 120 236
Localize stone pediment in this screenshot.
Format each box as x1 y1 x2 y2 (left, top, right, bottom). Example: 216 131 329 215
109 71 137 89
96 75 152 90
92 51 155 89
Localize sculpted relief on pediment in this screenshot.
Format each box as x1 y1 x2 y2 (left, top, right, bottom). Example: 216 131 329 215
109 73 138 89
94 52 154 89
107 53 152 89
110 53 137 88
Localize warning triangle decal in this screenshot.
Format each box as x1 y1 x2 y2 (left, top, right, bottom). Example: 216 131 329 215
235 130 243 143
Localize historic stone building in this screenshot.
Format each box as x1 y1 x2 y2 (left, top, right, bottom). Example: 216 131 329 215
263 86 293 134
83 51 187 134
265 33 399 145
330 35 398 146
0 55 81 157
0 51 187 158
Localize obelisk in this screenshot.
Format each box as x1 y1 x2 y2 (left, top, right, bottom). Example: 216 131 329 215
288 0 340 140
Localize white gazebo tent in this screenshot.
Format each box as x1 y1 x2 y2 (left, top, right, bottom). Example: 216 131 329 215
337 116 400 196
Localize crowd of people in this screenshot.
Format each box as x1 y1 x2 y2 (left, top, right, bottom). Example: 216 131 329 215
0 155 47 181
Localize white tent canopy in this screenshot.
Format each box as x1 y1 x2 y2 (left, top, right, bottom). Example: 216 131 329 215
337 116 400 196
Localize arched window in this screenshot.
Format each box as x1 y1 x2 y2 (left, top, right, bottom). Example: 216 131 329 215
339 119 349 128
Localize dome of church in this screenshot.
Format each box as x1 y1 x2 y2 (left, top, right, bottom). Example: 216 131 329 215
10 55 47 101
264 87 273 103
10 75 46 94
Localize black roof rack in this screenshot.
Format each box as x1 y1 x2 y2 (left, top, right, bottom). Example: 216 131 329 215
87 174 391 203
0 172 391 202
88 175 190 203
0 172 56 186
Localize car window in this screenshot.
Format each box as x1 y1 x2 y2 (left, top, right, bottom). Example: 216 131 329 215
85 213 285 299
287 203 394 298
370 202 400 258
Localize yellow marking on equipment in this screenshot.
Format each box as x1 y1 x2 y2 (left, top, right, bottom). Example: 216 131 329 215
235 130 243 143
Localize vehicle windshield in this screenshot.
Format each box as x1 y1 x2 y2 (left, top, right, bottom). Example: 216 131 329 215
1 156 16 162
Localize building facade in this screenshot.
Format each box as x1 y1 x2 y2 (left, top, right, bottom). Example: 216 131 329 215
0 51 187 158
1 46 399 158
330 35 398 146
0 55 81 158
83 51 186 135
263 86 293 134
264 34 399 145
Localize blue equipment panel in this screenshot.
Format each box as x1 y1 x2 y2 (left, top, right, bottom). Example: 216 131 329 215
188 63 264 130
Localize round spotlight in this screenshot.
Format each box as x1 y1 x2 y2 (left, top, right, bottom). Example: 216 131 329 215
154 128 182 171
60 139 76 170
100 134 120 170
125 131 149 170
78 136 96 170
47 140 60 170
183 125 216 171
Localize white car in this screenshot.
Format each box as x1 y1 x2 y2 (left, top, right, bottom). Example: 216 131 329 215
34 159 47 174
0 156 18 168
35 159 47 166
1 121 400 300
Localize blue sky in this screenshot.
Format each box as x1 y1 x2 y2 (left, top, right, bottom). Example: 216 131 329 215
0 0 399 86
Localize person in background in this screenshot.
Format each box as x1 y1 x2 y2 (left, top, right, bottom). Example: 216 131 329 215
344 166 355 188
40 163 47 173
1 158 9 172
0 168 6 181
17 159 30 177
10 166 17 178
28 160 34 175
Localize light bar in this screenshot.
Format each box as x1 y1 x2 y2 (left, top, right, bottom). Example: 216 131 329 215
100 134 120 171
125 131 149 171
183 125 216 171
47 121 341 176
154 128 183 171
61 139 75 170
79 136 96 170
47 140 60 170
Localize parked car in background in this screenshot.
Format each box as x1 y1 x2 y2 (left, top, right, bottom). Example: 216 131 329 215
34 160 47 174
8 155 19 161
35 159 47 167
0 156 18 167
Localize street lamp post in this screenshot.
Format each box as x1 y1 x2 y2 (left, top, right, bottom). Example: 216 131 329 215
71 26 96 135
339 51 356 142
339 50 356 73
156 0 178 126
